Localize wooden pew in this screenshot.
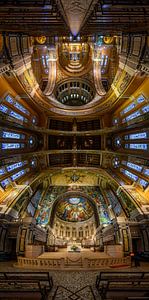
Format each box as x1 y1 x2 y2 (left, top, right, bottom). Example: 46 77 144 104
96 271 149 300
0 271 53 300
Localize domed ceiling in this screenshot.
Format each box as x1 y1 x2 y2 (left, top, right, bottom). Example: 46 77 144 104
56 196 94 222
31 36 118 116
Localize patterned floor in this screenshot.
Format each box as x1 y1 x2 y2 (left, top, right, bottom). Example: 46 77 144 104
51 285 97 300
1 261 149 300
48 271 100 300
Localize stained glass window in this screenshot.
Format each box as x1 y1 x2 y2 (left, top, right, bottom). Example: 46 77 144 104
6 161 26 172
1 178 10 188
0 105 28 123
1 143 25 149
126 162 142 172
101 54 104 66
125 110 141 122
139 179 148 188
5 94 30 116
143 168 149 176
11 169 25 181
120 94 145 117
14 102 30 115
9 110 24 121
0 168 6 175
120 103 136 116
0 104 8 113
2 131 25 139
5 95 13 104
137 95 145 103
142 104 149 114
120 168 138 181
11 168 29 181
125 143 148 150
124 132 147 140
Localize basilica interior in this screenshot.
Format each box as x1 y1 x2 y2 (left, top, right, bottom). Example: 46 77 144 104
0 1 149 299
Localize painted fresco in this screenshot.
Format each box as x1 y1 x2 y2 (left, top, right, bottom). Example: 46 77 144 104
103 189 122 216
56 196 93 222
35 186 112 226
81 186 111 224
36 186 67 225
117 190 137 217
26 187 43 217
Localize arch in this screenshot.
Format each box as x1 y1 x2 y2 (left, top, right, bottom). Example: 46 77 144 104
49 191 100 228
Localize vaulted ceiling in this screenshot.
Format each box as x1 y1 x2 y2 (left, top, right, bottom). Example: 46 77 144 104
0 0 149 222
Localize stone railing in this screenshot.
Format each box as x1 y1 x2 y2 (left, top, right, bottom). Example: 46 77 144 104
17 256 131 269
17 257 65 269
83 256 130 269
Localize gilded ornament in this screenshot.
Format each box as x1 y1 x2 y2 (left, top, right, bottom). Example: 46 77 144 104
36 36 47 44
103 36 114 44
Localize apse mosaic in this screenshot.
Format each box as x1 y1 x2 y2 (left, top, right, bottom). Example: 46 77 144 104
56 196 94 222
36 186 68 225
80 186 111 224
34 185 140 226
35 186 113 226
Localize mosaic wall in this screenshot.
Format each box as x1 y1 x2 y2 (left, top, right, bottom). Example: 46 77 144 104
56 196 93 222
35 186 111 226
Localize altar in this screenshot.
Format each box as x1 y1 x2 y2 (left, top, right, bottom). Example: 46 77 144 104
67 242 82 252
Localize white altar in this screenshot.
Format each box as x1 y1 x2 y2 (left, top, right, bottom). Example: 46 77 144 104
67 242 82 252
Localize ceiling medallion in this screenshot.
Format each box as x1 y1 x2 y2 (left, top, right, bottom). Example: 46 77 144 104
35 36 47 44
65 171 85 184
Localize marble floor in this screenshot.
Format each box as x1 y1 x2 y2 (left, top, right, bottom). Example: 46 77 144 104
0 260 149 300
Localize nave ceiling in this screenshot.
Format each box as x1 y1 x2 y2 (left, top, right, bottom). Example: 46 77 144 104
0 0 148 228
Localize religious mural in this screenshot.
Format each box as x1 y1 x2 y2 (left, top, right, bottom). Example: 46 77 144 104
56 196 93 222
27 186 43 217
80 186 111 224
36 186 67 225
35 186 112 226
117 190 138 217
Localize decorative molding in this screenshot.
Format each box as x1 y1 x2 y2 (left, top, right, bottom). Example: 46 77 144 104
56 0 98 36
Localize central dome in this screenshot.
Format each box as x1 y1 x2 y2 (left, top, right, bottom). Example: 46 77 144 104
56 195 94 222
54 79 95 106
